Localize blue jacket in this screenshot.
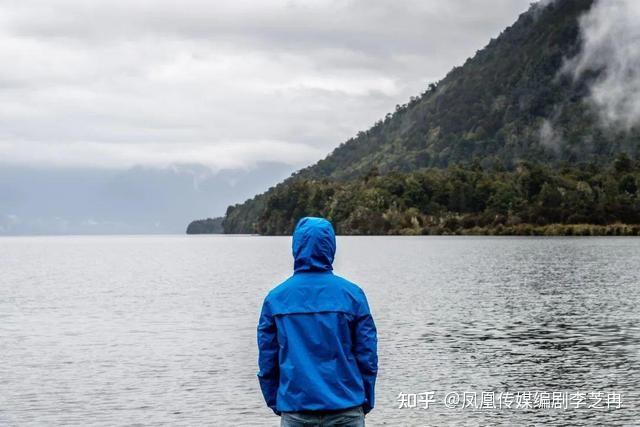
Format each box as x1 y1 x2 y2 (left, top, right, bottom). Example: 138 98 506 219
257 217 378 415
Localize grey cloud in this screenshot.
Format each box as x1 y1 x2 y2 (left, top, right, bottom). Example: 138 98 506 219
5 1 531 54
563 0 640 132
0 0 535 171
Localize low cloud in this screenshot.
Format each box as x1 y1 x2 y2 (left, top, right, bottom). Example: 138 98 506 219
539 118 563 153
563 0 640 132
0 140 323 170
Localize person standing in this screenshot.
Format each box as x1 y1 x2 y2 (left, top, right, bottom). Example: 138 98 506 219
257 217 378 427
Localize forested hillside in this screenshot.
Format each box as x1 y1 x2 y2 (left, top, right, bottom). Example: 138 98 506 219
216 0 640 235
186 217 224 234
249 156 640 235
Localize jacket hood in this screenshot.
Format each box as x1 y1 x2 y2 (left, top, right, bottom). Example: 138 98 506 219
292 217 336 273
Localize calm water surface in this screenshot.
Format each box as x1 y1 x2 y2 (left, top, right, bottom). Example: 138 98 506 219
1 236 639 426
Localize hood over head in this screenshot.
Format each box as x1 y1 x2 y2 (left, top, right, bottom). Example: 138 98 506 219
292 217 336 273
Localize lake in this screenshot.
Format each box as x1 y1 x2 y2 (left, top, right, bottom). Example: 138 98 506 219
1 235 639 426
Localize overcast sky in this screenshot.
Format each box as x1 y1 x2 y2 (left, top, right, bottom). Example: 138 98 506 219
0 0 537 234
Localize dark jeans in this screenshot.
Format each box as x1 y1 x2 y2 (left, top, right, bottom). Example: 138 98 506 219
280 406 365 427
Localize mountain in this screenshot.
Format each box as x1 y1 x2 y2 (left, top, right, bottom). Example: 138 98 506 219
207 0 640 235
186 217 224 234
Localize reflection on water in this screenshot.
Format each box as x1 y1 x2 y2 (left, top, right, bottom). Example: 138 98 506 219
1 236 639 426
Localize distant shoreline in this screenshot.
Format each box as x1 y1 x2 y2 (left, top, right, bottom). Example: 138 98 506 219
400 223 640 237
186 222 640 236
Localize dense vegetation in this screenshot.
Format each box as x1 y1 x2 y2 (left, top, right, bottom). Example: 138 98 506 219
186 217 224 234
224 156 640 235
210 0 640 235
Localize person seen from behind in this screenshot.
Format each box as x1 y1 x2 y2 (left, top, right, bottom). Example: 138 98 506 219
257 217 378 427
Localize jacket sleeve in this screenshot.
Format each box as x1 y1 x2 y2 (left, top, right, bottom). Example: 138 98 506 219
353 291 378 414
257 297 280 415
